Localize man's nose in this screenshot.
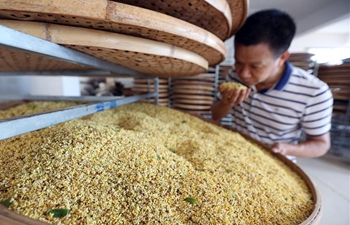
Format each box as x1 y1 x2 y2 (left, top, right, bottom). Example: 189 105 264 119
239 65 251 78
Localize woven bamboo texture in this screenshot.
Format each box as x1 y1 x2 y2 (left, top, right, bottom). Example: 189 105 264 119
227 0 249 36
113 0 233 40
0 0 226 66
0 20 208 78
317 62 350 114
0 47 94 72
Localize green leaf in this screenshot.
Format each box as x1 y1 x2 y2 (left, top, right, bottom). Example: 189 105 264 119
184 197 197 205
27 103 36 109
47 208 70 218
171 149 176 153
0 198 12 208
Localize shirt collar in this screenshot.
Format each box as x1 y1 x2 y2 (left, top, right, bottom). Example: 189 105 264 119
274 60 292 91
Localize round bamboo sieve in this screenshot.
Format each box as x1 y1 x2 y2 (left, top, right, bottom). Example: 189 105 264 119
0 106 322 225
227 0 249 36
0 47 95 72
0 0 226 66
113 0 233 40
0 20 208 78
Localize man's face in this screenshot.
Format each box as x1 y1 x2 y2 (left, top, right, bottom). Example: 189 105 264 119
234 43 283 86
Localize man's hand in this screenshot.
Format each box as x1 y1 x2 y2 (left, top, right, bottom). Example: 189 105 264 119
271 142 289 155
211 86 250 121
271 133 330 157
220 86 251 107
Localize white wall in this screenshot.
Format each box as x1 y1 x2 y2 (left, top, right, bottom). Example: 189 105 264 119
30 76 80 96
0 76 80 96
290 33 349 52
0 76 30 95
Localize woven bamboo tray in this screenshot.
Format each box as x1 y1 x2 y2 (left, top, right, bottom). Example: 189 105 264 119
0 20 208 78
0 102 322 225
0 46 95 72
0 0 226 66
113 0 233 40
227 0 249 36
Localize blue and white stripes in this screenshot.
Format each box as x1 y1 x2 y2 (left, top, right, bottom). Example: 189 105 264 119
218 62 333 147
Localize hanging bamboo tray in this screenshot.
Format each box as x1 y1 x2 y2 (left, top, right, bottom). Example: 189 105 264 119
0 0 226 66
227 0 249 36
113 0 233 40
0 20 208 78
0 46 95 72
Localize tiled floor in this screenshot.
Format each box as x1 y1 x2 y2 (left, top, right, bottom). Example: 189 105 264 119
297 156 350 225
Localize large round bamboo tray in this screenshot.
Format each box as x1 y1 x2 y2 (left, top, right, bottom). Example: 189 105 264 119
0 103 322 225
0 46 96 72
0 0 226 66
227 0 249 36
0 20 208 78
113 0 233 40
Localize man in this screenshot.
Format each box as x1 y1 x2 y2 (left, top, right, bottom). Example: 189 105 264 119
211 9 333 162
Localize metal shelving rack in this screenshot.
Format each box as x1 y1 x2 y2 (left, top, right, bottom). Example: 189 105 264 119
0 24 159 141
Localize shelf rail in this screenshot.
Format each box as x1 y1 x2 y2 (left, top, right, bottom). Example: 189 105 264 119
0 90 158 141
0 25 149 78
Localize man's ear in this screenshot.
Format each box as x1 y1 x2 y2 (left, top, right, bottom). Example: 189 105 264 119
278 51 290 66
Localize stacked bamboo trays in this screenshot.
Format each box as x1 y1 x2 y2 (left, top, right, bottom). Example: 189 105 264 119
113 0 248 41
289 53 316 75
0 0 250 76
317 61 350 114
0 19 208 78
317 61 350 162
132 78 170 106
170 69 217 115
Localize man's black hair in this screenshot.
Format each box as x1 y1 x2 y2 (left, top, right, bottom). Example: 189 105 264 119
234 9 296 57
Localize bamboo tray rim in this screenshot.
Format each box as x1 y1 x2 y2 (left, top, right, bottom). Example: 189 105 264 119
0 20 208 69
0 101 322 225
0 0 226 65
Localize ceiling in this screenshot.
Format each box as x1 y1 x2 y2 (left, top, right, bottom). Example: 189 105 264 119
248 0 350 36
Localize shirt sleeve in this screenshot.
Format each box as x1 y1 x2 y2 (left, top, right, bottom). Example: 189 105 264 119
301 82 333 136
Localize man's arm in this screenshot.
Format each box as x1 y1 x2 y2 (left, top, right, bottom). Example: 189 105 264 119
211 88 251 121
272 132 331 158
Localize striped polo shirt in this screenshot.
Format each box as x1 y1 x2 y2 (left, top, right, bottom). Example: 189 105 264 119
218 61 333 161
